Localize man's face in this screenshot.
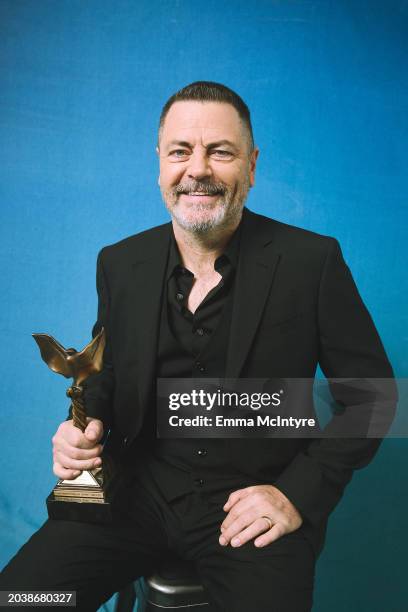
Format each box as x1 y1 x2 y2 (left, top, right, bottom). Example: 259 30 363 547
157 101 258 234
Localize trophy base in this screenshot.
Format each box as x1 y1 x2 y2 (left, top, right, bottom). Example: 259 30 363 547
46 461 119 524
46 493 114 523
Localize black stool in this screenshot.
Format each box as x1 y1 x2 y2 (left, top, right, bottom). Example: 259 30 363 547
115 556 210 611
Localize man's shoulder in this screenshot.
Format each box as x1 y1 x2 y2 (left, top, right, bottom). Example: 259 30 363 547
98 220 172 263
244 208 336 254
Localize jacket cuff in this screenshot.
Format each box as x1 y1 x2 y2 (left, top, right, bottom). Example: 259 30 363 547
273 450 351 526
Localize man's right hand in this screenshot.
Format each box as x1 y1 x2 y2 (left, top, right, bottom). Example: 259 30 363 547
52 418 104 480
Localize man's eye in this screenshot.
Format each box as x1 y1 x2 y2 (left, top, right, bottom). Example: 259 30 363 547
211 150 233 158
169 149 189 158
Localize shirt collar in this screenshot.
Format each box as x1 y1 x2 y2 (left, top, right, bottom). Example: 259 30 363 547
166 220 242 282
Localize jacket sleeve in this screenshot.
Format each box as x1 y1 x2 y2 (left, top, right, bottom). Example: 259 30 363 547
68 249 115 431
274 238 397 526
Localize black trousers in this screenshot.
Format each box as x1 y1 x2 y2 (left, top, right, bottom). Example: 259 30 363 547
0 468 316 611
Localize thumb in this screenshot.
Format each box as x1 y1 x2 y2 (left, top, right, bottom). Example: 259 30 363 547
84 419 103 443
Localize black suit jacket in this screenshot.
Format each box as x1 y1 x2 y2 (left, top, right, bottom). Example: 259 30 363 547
81 207 395 553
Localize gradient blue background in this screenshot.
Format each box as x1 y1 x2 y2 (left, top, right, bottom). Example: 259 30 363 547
1 1 407 610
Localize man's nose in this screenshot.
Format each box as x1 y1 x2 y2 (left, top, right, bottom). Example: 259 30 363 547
186 151 212 180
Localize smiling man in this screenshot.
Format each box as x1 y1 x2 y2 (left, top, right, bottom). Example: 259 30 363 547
158 98 256 235
0 82 395 611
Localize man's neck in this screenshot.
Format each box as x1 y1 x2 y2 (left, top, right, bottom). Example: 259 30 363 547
172 216 241 278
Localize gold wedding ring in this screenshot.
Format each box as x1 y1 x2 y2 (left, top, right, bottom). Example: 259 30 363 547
261 516 273 531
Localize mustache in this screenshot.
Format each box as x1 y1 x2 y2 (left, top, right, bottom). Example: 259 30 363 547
173 181 227 196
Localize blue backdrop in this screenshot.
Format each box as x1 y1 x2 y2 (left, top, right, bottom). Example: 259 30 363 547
1 1 407 610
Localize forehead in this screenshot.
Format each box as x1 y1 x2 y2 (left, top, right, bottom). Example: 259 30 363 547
160 101 245 144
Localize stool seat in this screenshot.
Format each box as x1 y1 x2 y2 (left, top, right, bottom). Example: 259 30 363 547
115 556 209 611
137 557 209 610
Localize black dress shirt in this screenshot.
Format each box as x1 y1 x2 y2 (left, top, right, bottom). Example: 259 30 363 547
141 220 261 500
158 223 240 377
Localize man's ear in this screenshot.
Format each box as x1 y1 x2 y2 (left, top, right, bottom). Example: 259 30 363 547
156 146 160 186
249 147 260 188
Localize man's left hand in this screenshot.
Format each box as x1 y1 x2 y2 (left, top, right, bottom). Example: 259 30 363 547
219 485 303 548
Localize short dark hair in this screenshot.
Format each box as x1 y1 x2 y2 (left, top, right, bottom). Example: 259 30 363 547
158 81 254 151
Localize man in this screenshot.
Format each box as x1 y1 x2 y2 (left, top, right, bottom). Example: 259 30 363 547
0 82 395 611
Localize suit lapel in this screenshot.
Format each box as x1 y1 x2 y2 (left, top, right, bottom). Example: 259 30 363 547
225 208 281 378
131 224 172 414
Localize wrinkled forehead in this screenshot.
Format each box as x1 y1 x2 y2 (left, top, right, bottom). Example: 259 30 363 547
159 101 247 146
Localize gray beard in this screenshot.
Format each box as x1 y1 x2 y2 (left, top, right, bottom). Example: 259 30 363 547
170 201 232 234
162 179 250 235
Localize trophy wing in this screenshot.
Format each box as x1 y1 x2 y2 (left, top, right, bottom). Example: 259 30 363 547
68 328 106 382
32 334 73 378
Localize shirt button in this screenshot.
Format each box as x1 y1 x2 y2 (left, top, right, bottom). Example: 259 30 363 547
195 361 206 372
195 328 204 336
197 448 207 456
176 292 184 301
194 478 204 487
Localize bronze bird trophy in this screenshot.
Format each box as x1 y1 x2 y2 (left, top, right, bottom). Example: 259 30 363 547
33 328 116 523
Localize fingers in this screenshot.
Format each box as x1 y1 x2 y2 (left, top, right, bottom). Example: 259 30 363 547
219 507 275 547
53 448 102 473
53 419 103 449
254 522 286 547
223 487 251 512
219 512 288 549
221 517 275 548
220 496 257 532
53 462 81 480
84 418 104 444
54 436 103 461
52 418 104 477
219 511 263 547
